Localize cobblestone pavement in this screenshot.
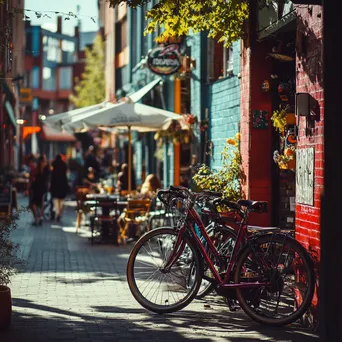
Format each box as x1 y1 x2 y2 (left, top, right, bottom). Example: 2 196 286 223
1 197 319 342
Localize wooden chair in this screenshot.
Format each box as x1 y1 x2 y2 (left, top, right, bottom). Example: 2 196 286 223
75 186 90 232
89 198 118 245
118 199 151 244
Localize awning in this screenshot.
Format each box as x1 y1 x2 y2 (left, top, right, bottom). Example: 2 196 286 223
127 78 162 103
4 101 17 133
41 125 76 142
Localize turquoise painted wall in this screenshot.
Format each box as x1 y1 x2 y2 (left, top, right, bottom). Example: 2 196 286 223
209 41 241 170
126 6 176 187
189 35 241 171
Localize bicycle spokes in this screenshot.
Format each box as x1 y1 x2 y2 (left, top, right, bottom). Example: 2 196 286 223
238 238 311 320
132 231 199 308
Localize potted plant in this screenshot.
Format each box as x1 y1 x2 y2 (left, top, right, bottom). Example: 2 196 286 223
0 210 25 331
273 147 296 170
192 133 244 202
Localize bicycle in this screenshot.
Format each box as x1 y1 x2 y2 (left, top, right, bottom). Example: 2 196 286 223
126 186 315 326
189 190 237 300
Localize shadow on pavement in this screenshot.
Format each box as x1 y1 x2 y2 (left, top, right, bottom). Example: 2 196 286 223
91 305 319 342
2 298 214 342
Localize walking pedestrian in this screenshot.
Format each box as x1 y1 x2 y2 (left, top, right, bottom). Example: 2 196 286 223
29 155 49 225
50 154 69 222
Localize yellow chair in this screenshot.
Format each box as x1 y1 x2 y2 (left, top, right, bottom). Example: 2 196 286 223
75 186 90 232
118 199 151 244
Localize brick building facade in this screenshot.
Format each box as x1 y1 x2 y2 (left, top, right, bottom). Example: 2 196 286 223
295 4 323 319
240 1 323 324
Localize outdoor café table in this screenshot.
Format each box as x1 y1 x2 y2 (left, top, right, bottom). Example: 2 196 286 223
84 194 128 244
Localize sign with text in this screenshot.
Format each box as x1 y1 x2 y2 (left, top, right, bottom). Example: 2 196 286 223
147 44 181 76
296 148 314 205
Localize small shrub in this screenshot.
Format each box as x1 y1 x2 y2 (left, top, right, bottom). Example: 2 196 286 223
0 209 26 286
192 133 243 202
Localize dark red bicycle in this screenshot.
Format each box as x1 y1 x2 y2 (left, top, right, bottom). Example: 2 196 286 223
127 186 315 326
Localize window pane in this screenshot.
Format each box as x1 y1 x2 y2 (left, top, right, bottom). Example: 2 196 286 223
32 66 40 89
62 40 75 63
59 66 72 90
42 67 56 90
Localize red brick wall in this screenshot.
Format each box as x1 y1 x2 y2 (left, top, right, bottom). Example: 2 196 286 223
249 40 274 227
240 38 251 200
295 5 323 324
240 37 274 227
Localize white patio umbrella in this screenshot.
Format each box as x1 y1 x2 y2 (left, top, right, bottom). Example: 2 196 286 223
45 78 162 130
45 102 109 130
62 100 187 191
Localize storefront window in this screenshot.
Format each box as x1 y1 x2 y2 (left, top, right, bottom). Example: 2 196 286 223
208 39 234 81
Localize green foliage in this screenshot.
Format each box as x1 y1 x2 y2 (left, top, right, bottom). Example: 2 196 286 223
70 35 105 108
0 208 26 286
192 135 243 202
107 0 249 47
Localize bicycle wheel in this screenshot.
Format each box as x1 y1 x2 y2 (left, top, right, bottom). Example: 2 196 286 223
127 227 202 314
234 233 315 326
195 224 236 299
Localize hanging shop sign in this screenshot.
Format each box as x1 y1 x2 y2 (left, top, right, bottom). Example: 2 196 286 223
147 44 181 76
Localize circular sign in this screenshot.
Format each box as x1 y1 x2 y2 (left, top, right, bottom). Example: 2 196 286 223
147 44 181 76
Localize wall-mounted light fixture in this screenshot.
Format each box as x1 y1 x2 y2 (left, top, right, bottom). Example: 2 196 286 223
295 92 320 136
295 92 316 119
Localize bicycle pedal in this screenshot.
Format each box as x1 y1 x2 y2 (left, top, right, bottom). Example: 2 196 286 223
225 298 240 311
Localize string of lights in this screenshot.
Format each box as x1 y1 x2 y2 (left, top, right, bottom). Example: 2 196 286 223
23 8 97 23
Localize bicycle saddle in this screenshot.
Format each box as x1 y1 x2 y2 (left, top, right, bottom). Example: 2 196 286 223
237 200 268 213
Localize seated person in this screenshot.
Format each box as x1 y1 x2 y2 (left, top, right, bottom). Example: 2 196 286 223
117 163 136 192
140 174 162 199
82 167 98 190
117 174 161 239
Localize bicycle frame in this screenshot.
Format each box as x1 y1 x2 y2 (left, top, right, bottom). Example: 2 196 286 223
163 205 271 289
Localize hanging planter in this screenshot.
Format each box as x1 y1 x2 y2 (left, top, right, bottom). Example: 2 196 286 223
279 158 296 170
273 147 296 171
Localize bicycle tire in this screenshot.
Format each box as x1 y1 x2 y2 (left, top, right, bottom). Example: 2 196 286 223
234 233 315 326
195 225 237 299
127 227 202 314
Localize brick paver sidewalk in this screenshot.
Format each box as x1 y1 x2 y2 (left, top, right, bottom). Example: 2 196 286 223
1 197 319 341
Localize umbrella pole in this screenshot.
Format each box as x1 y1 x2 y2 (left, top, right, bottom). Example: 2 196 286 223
128 126 132 192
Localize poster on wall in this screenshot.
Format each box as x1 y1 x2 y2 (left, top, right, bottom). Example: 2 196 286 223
296 147 314 205
147 44 181 76
253 110 268 129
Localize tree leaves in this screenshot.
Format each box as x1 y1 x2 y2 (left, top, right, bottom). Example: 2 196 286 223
107 0 249 47
69 35 106 108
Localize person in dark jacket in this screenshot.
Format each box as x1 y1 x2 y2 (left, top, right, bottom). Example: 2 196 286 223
30 155 49 225
50 154 69 222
